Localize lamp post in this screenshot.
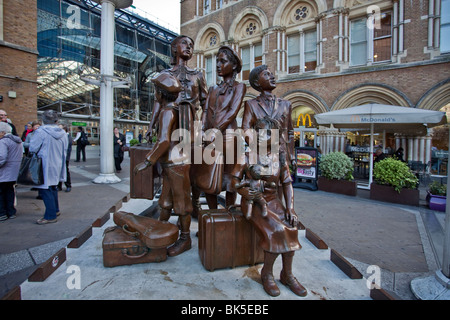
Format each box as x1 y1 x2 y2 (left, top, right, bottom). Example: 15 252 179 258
410 131 450 299
89 0 133 184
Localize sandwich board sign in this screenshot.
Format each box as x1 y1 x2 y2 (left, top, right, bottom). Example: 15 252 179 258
292 147 318 191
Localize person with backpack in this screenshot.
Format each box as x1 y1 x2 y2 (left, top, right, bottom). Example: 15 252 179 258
73 126 88 162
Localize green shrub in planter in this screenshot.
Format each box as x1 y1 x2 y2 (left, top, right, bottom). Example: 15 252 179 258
129 138 139 147
428 180 447 196
373 158 418 193
319 152 354 181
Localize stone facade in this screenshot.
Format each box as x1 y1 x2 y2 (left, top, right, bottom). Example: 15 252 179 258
180 0 450 115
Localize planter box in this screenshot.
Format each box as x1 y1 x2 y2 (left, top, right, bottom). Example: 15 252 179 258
369 183 419 206
428 194 446 212
318 177 357 196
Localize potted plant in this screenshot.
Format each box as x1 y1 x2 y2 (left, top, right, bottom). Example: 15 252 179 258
318 152 357 196
426 180 447 212
129 138 139 147
371 158 419 206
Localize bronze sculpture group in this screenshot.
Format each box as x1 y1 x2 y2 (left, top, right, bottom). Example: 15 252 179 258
134 36 307 298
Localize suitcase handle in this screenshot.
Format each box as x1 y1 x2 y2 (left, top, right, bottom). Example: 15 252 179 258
121 248 149 259
122 224 140 237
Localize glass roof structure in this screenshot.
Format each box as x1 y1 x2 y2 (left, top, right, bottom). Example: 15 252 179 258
37 0 177 122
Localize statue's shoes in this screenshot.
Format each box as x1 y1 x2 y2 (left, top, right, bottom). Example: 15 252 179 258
167 234 191 257
280 272 307 297
261 274 280 297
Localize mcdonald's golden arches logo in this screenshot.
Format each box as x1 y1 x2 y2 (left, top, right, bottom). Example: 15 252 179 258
297 113 312 127
350 115 361 122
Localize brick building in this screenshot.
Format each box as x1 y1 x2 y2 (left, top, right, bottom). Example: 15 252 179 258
0 0 38 133
181 0 450 172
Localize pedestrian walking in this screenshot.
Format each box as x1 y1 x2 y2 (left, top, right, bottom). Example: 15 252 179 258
73 126 87 162
113 127 126 173
0 122 23 221
21 122 32 142
22 120 41 156
29 110 68 224
58 124 72 192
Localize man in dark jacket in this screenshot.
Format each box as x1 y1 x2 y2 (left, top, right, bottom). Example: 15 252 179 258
58 124 72 192
73 126 87 162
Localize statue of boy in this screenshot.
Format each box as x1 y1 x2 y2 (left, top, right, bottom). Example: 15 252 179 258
135 73 193 257
146 35 208 142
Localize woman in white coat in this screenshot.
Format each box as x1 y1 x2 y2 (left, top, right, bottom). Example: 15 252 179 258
29 110 68 224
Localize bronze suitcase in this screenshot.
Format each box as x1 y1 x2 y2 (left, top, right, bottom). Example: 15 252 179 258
102 226 167 267
130 144 162 200
113 211 179 249
198 209 264 271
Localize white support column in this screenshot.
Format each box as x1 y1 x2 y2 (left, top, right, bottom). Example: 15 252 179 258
92 0 132 184
340 133 345 152
413 137 419 161
395 135 401 150
408 137 413 161
419 136 425 163
425 134 432 169
327 132 332 154
328 133 336 152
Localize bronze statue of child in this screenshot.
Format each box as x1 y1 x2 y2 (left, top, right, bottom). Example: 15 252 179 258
134 73 193 257
234 164 276 220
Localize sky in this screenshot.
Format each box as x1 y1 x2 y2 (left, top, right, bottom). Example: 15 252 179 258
129 0 181 33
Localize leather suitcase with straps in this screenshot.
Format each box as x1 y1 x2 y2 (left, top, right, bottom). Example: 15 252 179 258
102 226 167 267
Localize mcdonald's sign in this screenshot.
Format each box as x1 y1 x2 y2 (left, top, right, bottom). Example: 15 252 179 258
297 113 312 127
350 115 361 122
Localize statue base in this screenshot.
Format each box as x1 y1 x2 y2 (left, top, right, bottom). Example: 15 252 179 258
92 173 121 184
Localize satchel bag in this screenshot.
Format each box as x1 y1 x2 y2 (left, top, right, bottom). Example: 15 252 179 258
17 147 44 185
191 148 224 195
